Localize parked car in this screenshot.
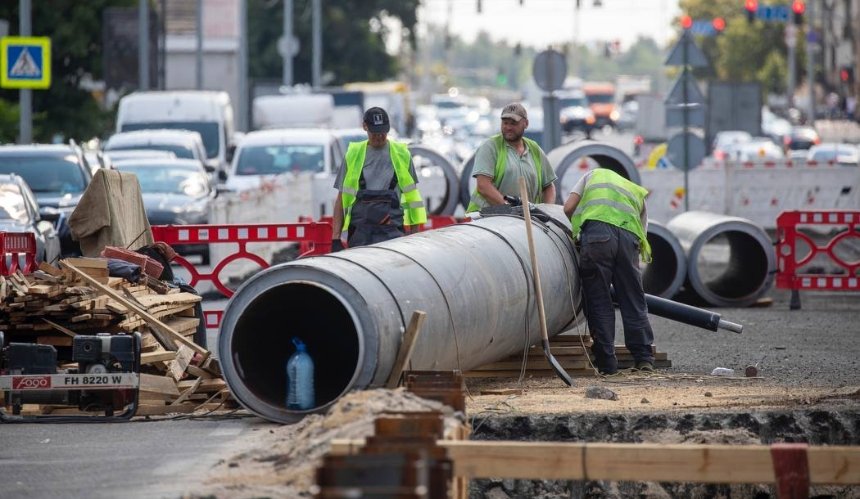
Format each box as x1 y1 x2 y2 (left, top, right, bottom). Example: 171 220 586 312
733 138 786 161
806 143 860 166
711 130 752 160
113 158 216 264
103 149 177 163
0 144 92 256
0 173 61 266
105 129 207 165
225 128 344 191
783 126 821 152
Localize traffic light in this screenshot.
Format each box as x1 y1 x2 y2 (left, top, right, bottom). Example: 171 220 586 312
840 66 854 85
745 0 757 23
680 15 693 30
712 17 726 33
792 0 805 25
476 0 482 13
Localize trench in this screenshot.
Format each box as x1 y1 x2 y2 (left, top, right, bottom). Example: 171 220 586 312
466 409 860 498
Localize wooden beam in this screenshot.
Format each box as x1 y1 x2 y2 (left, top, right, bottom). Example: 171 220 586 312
385 310 426 389
329 440 860 485
61 260 208 358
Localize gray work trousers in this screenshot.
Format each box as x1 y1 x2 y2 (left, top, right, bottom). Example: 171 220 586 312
578 220 654 373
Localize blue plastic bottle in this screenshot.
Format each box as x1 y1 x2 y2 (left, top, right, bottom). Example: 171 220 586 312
286 337 315 410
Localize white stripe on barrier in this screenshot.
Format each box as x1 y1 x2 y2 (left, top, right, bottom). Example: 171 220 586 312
219 228 229 240
257 227 268 239
238 228 249 239
179 229 190 241
199 229 209 240
297 226 305 238
277 227 288 238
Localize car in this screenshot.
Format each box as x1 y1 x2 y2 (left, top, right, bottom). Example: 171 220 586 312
112 158 216 264
104 129 208 166
733 139 786 161
558 90 596 136
0 173 61 267
83 149 115 175
616 100 639 131
103 149 177 163
783 126 821 152
0 144 92 256
806 143 860 166
225 128 345 192
711 130 753 160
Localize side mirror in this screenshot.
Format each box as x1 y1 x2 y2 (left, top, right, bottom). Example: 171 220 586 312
226 144 237 163
218 169 228 182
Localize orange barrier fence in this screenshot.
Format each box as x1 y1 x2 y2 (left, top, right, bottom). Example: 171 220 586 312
775 210 860 309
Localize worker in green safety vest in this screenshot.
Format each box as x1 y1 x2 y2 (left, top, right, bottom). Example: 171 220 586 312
563 167 655 376
332 107 426 250
467 102 557 213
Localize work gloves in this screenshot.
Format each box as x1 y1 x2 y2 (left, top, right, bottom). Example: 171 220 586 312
331 239 345 252
503 195 522 206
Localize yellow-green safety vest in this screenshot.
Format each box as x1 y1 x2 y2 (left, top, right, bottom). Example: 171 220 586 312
467 134 544 212
569 168 652 262
342 140 427 230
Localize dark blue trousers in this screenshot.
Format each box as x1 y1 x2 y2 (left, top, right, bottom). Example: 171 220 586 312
579 220 654 373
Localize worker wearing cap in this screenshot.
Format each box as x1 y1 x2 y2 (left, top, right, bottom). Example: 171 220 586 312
332 107 426 250
563 167 655 375
467 103 557 212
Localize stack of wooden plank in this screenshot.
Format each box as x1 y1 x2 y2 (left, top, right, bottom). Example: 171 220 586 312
0 259 233 417
464 334 672 378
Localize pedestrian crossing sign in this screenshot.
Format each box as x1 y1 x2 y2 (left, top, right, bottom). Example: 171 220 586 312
1 36 51 89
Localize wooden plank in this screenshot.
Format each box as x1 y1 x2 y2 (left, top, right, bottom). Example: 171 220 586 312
37 335 73 347
186 364 213 379
139 373 180 397
61 260 208 357
41 319 78 337
386 310 426 389
134 292 201 308
170 378 202 406
167 345 194 381
141 350 178 365
329 440 860 485
38 262 64 277
177 378 226 393
63 257 107 269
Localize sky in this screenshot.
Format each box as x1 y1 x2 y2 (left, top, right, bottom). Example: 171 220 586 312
416 0 682 50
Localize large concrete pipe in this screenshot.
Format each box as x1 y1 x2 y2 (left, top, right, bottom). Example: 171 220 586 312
667 211 776 307
548 140 641 203
408 145 460 216
644 220 687 299
219 205 582 424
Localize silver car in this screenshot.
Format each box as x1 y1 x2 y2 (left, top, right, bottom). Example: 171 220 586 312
0 173 61 268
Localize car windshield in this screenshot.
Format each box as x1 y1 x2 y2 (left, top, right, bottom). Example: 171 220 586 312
586 94 614 104
0 155 88 194
559 96 587 108
810 146 857 162
236 144 325 175
108 143 195 159
121 122 219 158
117 164 210 198
0 183 29 223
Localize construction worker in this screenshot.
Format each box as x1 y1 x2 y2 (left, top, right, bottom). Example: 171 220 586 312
466 103 557 212
332 107 426 250
563 168 655 375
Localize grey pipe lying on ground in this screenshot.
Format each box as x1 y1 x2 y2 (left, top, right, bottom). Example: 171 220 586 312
219 204 583 424
643 220 687 299
667 211 776 307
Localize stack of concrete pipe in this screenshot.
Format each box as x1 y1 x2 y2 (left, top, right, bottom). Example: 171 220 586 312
454 140 776 306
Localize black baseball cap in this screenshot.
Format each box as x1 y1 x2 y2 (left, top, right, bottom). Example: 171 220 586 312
363 107 390 134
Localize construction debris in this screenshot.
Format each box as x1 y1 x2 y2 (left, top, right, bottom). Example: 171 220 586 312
0 259 233 418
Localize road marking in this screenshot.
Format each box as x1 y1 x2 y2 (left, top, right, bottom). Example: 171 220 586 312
209 426 243 437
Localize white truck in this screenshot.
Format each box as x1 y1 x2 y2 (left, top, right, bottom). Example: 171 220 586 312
116 91 237 179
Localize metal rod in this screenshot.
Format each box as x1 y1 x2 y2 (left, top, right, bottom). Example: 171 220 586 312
195 0 203 89
138 0 149 90
19 0 32 144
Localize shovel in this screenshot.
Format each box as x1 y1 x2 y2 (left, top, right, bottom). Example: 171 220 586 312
518 178 573 386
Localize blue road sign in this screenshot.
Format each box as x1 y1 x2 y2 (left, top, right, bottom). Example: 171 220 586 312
1 36 51 89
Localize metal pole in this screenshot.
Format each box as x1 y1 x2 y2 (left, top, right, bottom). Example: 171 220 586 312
138 0 149 90
18 0 32 144
806 0 815 122
238 0 248 131
682 38 689 212
312 0 321 88
283 0 293 86
787 32 796 108
196 0 203 89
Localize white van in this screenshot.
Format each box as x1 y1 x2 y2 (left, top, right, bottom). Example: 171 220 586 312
116 91 236 178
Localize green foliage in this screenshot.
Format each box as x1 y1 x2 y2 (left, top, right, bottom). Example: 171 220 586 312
248 0 419 85
757 51 788 95
0 0 132 143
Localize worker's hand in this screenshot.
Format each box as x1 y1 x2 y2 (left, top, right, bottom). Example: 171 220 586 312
503 195 522 206
331 239 346 253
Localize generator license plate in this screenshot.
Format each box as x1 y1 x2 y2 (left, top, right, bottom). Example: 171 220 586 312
0 373 139 390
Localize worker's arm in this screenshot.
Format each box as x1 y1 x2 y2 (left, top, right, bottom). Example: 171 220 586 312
563 192 581 219
475 175 508 206
332 191 344 239
541 182 556 204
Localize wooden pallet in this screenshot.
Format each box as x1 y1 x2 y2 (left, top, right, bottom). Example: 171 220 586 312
464 334 672 378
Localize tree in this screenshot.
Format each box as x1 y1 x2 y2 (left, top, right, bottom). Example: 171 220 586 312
248 0 420 85
0 1 133 143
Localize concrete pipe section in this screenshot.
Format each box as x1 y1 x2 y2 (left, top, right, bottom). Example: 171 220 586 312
643 220 687 299
668 211 776 308
548 140 641 204
408 144 460 216
219 205 583 424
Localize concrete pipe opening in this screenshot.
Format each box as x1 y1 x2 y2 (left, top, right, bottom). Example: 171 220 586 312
548 140 641 204
668 211 776 307
229 282 359 413
643 221 686 299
